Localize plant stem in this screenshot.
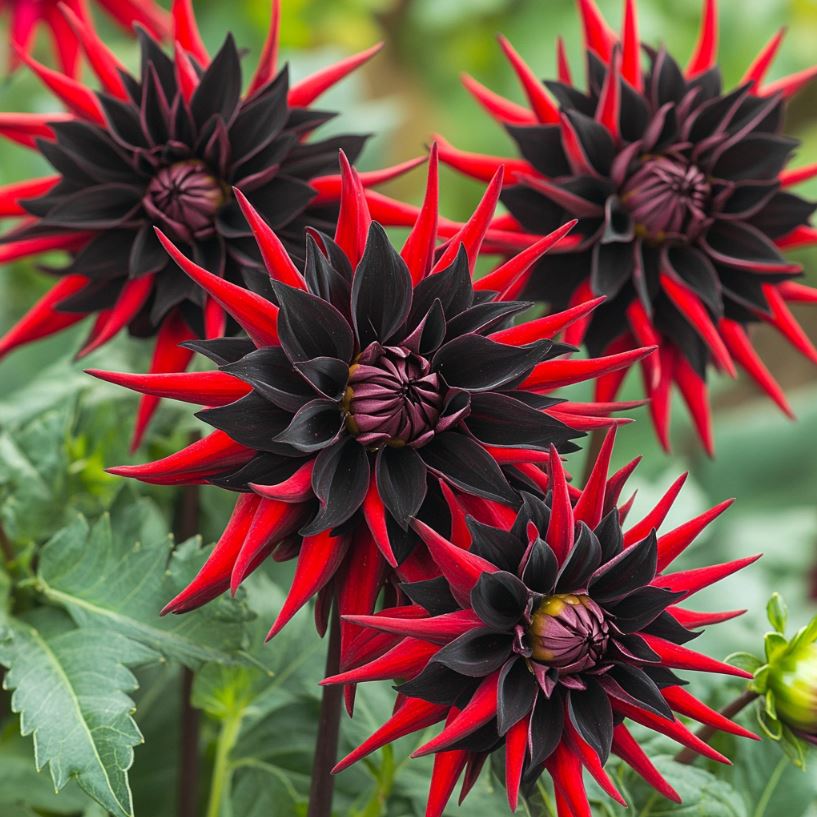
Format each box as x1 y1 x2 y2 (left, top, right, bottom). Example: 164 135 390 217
752 756 787 817
178 666 201 817
306 601 343 817
205 709 243 817
174 433 202 817
674 689 758 764
0 523 14 564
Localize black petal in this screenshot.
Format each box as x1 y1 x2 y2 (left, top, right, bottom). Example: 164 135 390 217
351 222 412 346
432 627 513 677
401 577 459 616
407 245 473 326
467 518 526 572
397 662 478 706
605 664 673 720
433 335 550 392
293 357 348 401
589 531 658 603
223 346 316 412
606 585 682 633
273 399 344 453
301 436 370 536
420 432 517 505
197 392 292 451
470 571 528 631
375 446 428 530
556 522 602 592
466 391 576 450
529 690 564 767
567 679 614 763
273 281 355 363
191 34 243 127
497 656 538 736
521 539 559 595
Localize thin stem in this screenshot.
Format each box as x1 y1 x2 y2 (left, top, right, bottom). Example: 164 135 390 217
205 709 243 817
175 432 202 817
0 523 14 564
581 427 606 486
752 756 787 817
306 601 343 817
675 689 758 764
178 667 201 817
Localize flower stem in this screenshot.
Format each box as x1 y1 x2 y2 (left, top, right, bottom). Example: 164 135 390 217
674 688 758 764
174 436 202 817
205 709 243 817
0 523 14 564
306 600 343 817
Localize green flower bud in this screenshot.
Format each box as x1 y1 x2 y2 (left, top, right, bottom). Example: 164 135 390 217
768 639 817 738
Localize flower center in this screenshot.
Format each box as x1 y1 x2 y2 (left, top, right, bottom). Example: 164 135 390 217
527 594 609 673
144 160 227 241
621 155 711 243
344 343 445 449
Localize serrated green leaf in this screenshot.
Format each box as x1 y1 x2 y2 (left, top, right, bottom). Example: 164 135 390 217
36 489 252 668
628 757 748 817
0 609 158 817
0 732 92 813
767 593 788 634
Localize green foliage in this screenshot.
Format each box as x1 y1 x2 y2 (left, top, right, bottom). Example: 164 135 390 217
0 609 157 817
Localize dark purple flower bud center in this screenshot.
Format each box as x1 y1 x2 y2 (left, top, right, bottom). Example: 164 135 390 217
344 343 446 449
527 594 609 673
621 155 711 242
144 160 227 241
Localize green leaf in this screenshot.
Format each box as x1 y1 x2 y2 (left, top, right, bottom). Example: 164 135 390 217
0 732 92 814
36 489 252 668
767 593 788 634
728 652 764 675
758 707 783 741
0 608 158 817
627 757 748 817
765 632 789 664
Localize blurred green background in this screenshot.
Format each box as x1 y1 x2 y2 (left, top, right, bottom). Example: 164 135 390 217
0 1 816 815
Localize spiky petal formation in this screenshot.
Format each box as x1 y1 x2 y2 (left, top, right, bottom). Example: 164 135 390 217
442 0 817 453
326 429 760 816
3 0 170 77
0 0 408 447
94 153 653 659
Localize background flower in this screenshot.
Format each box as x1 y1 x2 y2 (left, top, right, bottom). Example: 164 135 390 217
0 0 411 447
2 0 170 76
437 0 817 454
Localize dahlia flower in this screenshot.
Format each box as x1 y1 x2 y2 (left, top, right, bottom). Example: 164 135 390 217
0 0 411 447
3 0 169 76
92 151 652 660
326 429 759 815
440 0 817 453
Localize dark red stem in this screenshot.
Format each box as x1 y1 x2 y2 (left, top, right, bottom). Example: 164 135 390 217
306 601 343 817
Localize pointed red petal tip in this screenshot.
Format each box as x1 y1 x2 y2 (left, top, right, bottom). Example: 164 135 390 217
496 34 559 124
460 72 537 125
233 187 306 290
687 0 718 77
155 228 280 347
288 42 384 108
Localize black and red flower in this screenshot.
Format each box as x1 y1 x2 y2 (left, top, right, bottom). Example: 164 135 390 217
0 0 414 447
91 152 653 659
325 429 759 816
3 0 169 76
439 0 817 453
